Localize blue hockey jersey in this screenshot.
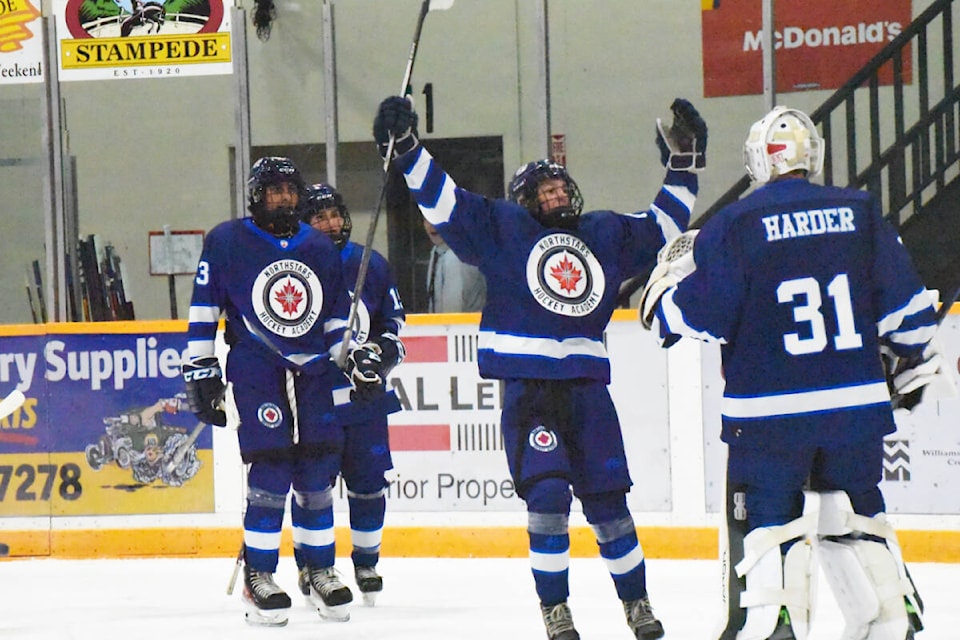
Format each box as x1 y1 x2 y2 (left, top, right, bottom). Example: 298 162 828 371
338 240 405 344
653 178 939 444
186 218 352 369
397 146 697 383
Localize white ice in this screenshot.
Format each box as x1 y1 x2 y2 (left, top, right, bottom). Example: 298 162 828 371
0 556 955 639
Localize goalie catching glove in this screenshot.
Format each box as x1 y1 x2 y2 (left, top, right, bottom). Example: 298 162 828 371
883 338 958 412
656 98 708 172
181 356 227 426
639 230 699 330
373 96 420 161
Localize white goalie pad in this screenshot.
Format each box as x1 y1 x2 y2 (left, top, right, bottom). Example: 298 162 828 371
639 230 699 330
734 514 817 640
816 492 918 640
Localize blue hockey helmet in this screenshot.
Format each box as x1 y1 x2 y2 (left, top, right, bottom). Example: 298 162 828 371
300 183 352 249
508 159 583 230
246 156 306 237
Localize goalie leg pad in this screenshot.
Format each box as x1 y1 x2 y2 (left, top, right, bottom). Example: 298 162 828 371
734 515 816 640
816 491 915 640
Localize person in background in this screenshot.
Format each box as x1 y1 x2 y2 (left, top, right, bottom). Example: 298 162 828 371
295 183 406 617
424 217 486 313
640 106 956 640
181 157 398 627
373 93 707 640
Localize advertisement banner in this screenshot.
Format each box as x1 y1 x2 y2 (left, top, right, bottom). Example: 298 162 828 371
702 314 960 514
54 0 234 81
0 0 44 85
333 318 674 513
701 0 912 98
0 326 213 517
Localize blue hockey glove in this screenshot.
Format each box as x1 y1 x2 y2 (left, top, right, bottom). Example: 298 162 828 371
345 343 386 402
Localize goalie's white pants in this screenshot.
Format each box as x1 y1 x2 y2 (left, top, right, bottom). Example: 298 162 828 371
816 491 919 640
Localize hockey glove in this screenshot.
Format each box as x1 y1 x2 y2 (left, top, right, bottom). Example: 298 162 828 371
373 96 420 161
345 342 386 402
639 230 699 330
181 356 227 426
656 98 707 172
884 338 958 412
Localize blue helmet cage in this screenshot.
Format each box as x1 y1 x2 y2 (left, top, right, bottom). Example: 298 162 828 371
508 159 584 230
300 183 352 249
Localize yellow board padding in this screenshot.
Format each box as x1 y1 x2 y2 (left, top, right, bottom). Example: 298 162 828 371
0 526 957 562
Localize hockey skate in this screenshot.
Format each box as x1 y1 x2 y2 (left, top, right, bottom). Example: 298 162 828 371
540 601 580 640
623 596 665 640
241 564 291 627
303 565 354 621
355 565 383 606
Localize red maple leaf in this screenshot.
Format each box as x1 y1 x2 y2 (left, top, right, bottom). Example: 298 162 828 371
274 278 304 316
549 255 582 293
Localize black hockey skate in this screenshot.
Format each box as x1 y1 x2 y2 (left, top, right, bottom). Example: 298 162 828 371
540 601 580 640
303 565 354 621
241 564 291 627
355 565 383 606
623 596 665 640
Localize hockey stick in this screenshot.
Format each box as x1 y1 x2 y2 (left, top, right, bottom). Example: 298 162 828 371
335 0 455 367
889 285 960 410
225 541 245 595
0 390 26 421
164 422 206 475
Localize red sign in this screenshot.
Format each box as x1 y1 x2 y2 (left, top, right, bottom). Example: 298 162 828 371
551 134 566 166
701 0 912 98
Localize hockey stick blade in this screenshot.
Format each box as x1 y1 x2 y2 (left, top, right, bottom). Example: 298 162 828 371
428 0 454 10
0 390 26 421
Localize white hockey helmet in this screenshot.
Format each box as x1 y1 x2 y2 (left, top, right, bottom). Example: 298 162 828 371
743 106 824 184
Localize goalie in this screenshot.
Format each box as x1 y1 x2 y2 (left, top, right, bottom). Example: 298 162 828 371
639 106 957 640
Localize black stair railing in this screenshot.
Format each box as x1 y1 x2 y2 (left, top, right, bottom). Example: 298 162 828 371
697 0 958 231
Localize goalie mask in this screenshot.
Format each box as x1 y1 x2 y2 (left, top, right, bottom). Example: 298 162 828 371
300 183 352 249
743 106 824 185
247 156 306 238
508 159 584 231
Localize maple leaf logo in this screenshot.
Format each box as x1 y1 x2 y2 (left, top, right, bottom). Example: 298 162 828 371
274 278 304 316
549 254 582 293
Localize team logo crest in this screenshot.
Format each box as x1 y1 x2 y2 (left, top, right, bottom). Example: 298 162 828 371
526 233 605 317
528 425 558 452
251 259 324 338
257 402 283 428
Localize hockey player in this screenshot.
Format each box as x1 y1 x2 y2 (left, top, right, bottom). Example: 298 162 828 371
640 106 955 640
373 95 707 640
294 183 406 615
181 157 397 627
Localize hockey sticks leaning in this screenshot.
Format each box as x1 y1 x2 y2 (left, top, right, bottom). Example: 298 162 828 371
336 0 455 367
0 389 26 421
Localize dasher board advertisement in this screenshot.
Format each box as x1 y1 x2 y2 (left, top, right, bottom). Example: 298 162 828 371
0 0 44 85
0 326 213 517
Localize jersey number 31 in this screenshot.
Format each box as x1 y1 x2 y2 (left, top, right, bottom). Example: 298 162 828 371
778 273 863 356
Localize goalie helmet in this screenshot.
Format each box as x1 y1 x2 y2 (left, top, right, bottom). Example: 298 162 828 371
300 183 352 249
508 159 584 230
246 156 306 237
743 106 824 184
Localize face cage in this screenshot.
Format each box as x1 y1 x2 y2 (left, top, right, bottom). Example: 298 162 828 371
530 177 583 230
